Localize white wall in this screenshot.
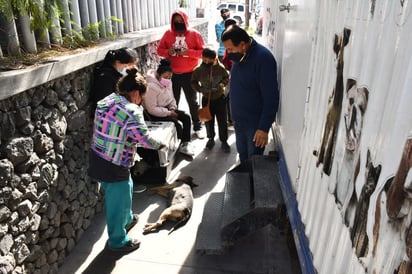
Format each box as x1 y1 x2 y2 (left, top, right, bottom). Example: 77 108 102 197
264 0 412 273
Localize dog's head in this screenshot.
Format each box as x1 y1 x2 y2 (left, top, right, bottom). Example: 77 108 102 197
344 79 369 152
175 175 198 188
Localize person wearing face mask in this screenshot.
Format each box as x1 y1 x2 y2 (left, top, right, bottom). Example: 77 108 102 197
143 59 194 157
221 17 238 128
215 8 230 62
157 9 205 140
191 48 230 152
88 68 166 252
90 48 138 113
221 25 279 162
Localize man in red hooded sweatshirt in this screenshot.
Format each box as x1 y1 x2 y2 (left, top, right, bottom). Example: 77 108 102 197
157 9 205 139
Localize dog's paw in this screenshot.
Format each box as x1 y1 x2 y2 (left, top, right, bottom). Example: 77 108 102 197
143 223 158 233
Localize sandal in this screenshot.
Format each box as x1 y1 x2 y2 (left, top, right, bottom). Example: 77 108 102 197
108 238 141 252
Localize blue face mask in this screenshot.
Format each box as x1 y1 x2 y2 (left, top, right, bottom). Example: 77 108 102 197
227 52 244 62
119 68 127 76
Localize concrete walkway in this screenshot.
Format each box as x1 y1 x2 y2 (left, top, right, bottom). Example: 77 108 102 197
58 127 301 274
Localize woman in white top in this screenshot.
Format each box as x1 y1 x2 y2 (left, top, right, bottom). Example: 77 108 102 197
143 59 194 156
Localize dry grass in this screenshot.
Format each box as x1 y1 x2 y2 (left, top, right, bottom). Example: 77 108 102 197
0 43 97 72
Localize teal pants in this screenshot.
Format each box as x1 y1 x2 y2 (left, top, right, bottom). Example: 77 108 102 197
101 177 134 248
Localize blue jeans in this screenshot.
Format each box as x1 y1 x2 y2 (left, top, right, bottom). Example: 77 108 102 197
101 177 134 248
234 123 265 162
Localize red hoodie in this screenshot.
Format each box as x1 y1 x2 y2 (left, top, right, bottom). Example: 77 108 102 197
157 9 204 74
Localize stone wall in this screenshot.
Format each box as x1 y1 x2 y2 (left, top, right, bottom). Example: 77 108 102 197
0 21 208 274
0 45 157 274
0 67 98 273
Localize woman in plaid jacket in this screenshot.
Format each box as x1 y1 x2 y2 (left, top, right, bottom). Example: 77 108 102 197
88 68 165 252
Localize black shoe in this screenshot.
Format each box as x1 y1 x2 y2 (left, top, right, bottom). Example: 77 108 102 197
108 238 140 252
125 213 139 232
221 142 231 153
205 139 215 150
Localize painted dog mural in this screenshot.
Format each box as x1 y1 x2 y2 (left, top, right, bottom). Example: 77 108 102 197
315 28 351 176
350 150 381 258
371 136 412 272
336 80 369 221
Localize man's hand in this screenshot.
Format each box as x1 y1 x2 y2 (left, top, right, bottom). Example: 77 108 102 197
253 130 268 148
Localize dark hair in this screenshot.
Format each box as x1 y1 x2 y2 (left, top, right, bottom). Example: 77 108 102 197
221 25 250 46
220 8 229 15
224 18 238 29
157 59 173 75
117 68 146 96
202 48 216 59
102 48 137 67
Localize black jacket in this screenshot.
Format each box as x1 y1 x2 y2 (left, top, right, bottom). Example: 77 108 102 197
90 65 122 111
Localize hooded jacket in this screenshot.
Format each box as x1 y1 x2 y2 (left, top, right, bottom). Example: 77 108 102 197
88 93 163 182
143 69 177 117
157 9 204 74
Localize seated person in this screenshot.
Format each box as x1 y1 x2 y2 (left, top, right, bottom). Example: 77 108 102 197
143 59 194 157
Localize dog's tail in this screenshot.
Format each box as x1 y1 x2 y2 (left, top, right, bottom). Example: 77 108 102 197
168 208 191 235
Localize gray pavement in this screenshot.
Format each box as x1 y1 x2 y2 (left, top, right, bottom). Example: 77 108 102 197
58 128 300 274
59 91 300 273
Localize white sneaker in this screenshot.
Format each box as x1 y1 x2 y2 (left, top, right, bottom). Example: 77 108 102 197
179 142 194 156
194 130 205 139
133 184 147 193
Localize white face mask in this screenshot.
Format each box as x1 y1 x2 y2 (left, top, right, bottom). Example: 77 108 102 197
159 78 172 87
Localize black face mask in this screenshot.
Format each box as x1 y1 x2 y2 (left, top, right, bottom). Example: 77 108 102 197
222 15 229 21
227 52 244 62
202 62 212 67
174 22 186 33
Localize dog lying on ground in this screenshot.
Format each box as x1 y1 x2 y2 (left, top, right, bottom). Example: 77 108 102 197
143 176 197 234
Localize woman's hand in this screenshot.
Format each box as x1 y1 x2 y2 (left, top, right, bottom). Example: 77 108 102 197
169 110 178 118
168 47 176 56
159 144 168 152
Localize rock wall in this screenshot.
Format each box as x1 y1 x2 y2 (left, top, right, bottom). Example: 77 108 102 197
0 65 100 273
0 45 150 274
0 21 208 274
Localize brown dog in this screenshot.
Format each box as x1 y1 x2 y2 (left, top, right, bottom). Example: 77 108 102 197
144 176 197 234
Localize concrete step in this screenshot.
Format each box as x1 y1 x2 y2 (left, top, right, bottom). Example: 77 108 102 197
221 171 253 248
195 192 224 255
252 155 283 209
221 172 252 228
196 155 285 254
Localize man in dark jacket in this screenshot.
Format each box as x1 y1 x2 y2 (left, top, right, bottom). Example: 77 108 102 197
221 26 279 162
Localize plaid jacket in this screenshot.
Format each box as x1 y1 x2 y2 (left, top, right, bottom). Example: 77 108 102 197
90 93 162 168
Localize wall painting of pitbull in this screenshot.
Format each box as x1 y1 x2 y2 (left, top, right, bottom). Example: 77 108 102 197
335 79 369 221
